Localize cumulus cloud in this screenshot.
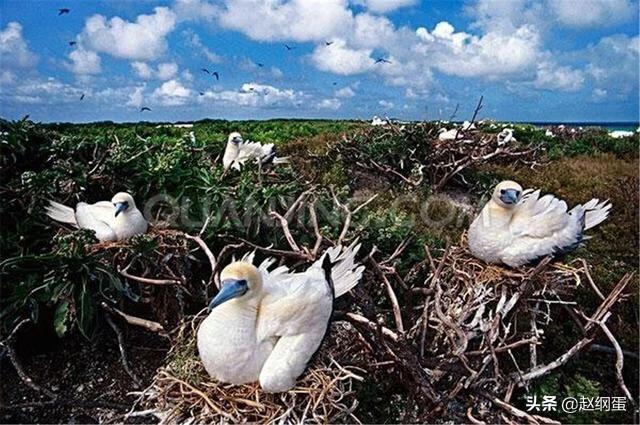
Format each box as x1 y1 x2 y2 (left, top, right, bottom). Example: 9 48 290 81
550 0 634 27
4 77 83 104
132 61 179 80
311 39 374 75
533 62 584 92
334 86 355 97
201 82 304 108
126 86 145 108
379 99 394 109
585 34 639 96
66 48 102 75
0 22 38 70
353 0 417 13
153 79 192 105
77 7 177 61
317 98 341 109
184 30 223 63
217 0 353 42
416 22 541 78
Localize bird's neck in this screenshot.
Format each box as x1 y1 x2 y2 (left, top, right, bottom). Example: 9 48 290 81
483 200 514 226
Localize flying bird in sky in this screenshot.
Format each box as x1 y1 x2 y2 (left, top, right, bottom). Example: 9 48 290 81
80 94 85 100
468 180 611 267
201 68 210 74
58 8 70 15
325 41 334 46
199 91 205 96
140 107 151 112
332 82 337 86
284 44 295 50
212 71 219 81
257 63 264 68
375 58 392 64
68 41 76 46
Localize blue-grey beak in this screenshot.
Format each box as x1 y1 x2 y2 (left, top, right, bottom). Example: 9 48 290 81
208 279 248 310
499 189 520 205
114 202 128 217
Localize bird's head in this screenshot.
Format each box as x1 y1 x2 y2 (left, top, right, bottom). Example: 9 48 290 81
111 192 136 217
492 181 522 208
208 262 262 310
228 132 243 145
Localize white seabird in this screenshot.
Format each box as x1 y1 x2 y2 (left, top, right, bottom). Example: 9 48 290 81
46 192 148 242
497 128 516 145
222 132 289 171
468 181 611 267
197 244 364 392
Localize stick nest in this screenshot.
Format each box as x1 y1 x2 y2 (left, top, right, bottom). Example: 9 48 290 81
136 318 370 424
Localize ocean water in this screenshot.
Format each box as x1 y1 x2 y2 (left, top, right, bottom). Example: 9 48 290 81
528 122 639 132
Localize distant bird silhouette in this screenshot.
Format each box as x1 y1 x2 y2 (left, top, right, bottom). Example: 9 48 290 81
58 8 70 15
284 44 295 51
332 82 337 86
199 91 205 96
212 71 219 81
80 94 85 100
140 107 151 112
325 41 334 46
257 63 264 68
201 68 210 74
248 87 255 91
375 58 392 64
68 41 77 46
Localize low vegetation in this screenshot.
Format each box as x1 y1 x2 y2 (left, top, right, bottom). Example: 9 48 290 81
1 117 637 423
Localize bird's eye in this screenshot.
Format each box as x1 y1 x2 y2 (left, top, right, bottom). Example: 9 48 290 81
515 191 520 196
500 189 506 194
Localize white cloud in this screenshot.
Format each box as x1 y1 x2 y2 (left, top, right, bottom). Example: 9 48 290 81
353 0 417 13
5 77 83 104
201 82 304 108
184 30 223 63
67 48 102 75
153 79 192 105
379 99 394 109
311 39 374 75
317 98 341 109
127 86 145 108
173 0 217 22
78 7 176 61
131 62 153 79
533 62 584 92
132 61 179 80
334 86 355 97
217 0 353 42
416 22 541 78
550 0 634 27
585 34 639 95
0 22 38 69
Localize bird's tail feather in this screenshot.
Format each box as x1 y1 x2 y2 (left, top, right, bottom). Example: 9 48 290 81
272 156 290 164
320 241 364 298
45 201 77 226
582 199 611 230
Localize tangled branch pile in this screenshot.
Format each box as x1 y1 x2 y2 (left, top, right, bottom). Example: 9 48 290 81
322 121 544 191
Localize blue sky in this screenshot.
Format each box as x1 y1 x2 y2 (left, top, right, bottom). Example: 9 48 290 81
1 0 638 123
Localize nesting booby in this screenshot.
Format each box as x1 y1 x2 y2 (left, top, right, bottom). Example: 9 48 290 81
497 128 516 145
468 181 611 267
197 244 364 392
46 192 148 242
222 132 289 171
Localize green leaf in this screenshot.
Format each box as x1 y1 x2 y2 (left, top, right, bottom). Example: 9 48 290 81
75 281 95 339
53 300 71 337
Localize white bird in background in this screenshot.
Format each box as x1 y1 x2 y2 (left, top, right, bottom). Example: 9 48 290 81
222 132 289 171
45 192 148 242
468 181 611 267
497 128 516 145
197 244 364 392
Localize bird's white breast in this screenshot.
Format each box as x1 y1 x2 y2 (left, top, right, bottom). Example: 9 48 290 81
197 301 273 385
